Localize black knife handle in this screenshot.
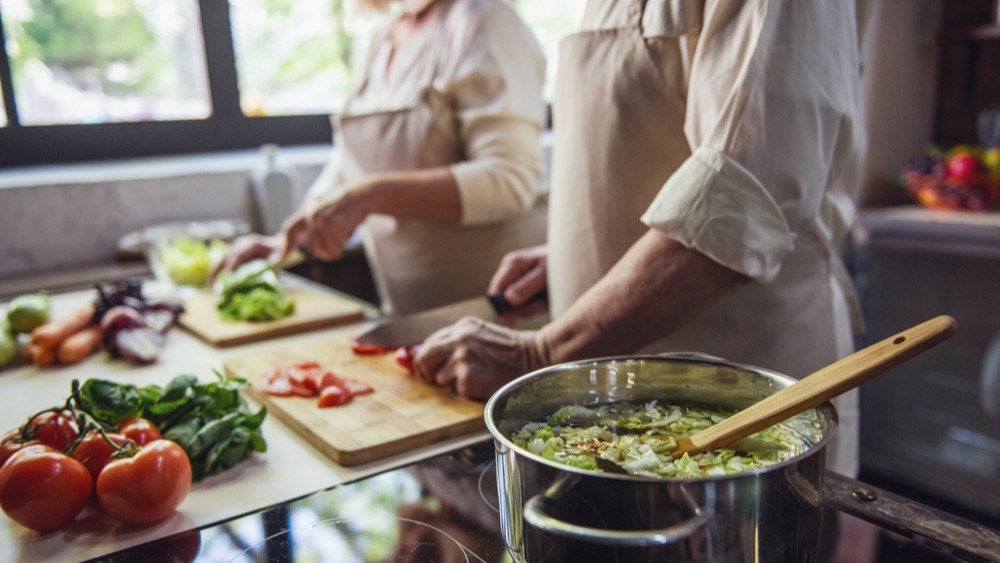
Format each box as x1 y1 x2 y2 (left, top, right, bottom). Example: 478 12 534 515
487 290 547 314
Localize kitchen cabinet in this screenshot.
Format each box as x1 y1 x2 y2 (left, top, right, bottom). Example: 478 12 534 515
849 206 1000 521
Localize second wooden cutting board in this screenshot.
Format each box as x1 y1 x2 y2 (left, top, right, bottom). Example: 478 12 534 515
179 287 366 347
223 335 485 466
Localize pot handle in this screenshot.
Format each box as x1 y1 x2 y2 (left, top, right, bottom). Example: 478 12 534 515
522 493 709 547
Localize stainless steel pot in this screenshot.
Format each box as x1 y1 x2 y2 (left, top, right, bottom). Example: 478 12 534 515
485 354 838 563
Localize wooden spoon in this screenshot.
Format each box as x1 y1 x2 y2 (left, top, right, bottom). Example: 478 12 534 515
670 315 958 459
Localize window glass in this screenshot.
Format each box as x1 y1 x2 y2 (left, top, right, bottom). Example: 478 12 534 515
230 0 378 117
0 0 210 126
513 1 585 102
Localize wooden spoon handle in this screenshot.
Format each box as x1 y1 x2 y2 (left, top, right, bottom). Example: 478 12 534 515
673 315 957 459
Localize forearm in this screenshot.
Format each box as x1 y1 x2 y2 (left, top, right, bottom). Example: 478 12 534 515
364 167 462 222
538 229 747 363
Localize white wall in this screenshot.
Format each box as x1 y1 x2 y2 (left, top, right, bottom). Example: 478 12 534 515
0 146 329 287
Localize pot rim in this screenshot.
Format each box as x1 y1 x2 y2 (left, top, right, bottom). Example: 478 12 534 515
485 354 839 483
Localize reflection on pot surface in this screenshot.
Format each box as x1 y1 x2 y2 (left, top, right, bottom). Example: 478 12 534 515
487 355 837 563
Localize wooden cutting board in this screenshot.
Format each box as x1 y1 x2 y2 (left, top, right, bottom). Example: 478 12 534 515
178 287 366 347
222 335 485 466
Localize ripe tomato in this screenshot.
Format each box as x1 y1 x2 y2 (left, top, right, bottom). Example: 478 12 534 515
72 431 132 483
349 338 392 355
26 411 78 451
0 429 39 469
117 418 161 447
97 439 192 525
317 385 353 408
0 446 92 532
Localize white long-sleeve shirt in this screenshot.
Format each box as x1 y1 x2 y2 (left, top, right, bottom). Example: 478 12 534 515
311 0 547 226
585 1 869 285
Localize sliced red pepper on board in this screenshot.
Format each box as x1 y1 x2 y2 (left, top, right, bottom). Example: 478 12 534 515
317 385 353 408
337 377 373 396
349 338 393 356
317 371 373 396
258 369 294 397
394 345 421 375
285 365 320 397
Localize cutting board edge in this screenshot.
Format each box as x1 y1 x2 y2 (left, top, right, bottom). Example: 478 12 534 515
240 382 485 467
184 308 366 348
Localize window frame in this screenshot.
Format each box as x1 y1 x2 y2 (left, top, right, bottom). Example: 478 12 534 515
0 0 334 169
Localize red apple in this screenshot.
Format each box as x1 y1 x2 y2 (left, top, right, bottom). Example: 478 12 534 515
946 152 984 182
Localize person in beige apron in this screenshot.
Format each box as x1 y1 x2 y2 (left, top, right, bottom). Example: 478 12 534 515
416 0 867 479
217 0 547 316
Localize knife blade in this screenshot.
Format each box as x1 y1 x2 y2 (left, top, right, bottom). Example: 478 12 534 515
353 293 514 348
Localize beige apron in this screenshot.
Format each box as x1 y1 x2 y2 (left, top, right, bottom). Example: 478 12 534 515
333 6 546 316
549 0 859 476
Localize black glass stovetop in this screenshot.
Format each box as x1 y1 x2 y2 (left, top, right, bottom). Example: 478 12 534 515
90 440 1000 563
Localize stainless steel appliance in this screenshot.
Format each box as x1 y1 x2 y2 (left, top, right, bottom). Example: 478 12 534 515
849 206 1000 519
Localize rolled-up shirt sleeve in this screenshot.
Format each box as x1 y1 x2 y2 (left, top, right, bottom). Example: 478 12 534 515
445 2 547 226
641 0 862 283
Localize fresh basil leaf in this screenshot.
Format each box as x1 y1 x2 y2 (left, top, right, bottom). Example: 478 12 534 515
77 379 141 422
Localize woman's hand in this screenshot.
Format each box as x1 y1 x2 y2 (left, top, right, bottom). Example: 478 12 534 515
210 211 310 280
304 183 374 261
210 234 281 281
489 245 549 319
413 317 551 400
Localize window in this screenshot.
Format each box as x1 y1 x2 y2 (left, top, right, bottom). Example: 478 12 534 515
4 0 209 126
0 0 579 169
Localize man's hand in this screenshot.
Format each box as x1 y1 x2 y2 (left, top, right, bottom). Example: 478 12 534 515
413 317 551 400
489 245 549 319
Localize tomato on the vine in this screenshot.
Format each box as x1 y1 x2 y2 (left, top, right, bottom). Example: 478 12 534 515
72 431 132 483
117 418 161 447
26 411 78 451
0 429 39 469
97 439 192 525
0 446 92 532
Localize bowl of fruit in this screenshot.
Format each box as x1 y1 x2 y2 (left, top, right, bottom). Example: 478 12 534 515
901 144 1000 211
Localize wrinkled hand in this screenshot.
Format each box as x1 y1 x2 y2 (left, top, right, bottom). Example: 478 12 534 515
210 212 309 280
489 245 548 319
304 184 372 261
210 234 281 281
413 317 550 400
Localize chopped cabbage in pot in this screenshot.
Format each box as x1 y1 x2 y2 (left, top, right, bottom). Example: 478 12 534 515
510 401 821 478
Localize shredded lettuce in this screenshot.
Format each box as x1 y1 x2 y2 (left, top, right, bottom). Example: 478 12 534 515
214 260 295 322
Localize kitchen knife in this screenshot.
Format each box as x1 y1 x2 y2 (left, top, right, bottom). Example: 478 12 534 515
353 292 516 349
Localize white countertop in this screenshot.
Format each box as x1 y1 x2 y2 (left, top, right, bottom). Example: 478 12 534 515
0 277 488 563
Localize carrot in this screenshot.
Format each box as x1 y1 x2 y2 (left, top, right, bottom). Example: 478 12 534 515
23 342 56 368
56 325 103 365
30 304 95 350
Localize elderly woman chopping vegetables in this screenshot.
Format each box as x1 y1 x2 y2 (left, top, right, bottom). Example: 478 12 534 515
414 0 870 481
215 0 548 316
